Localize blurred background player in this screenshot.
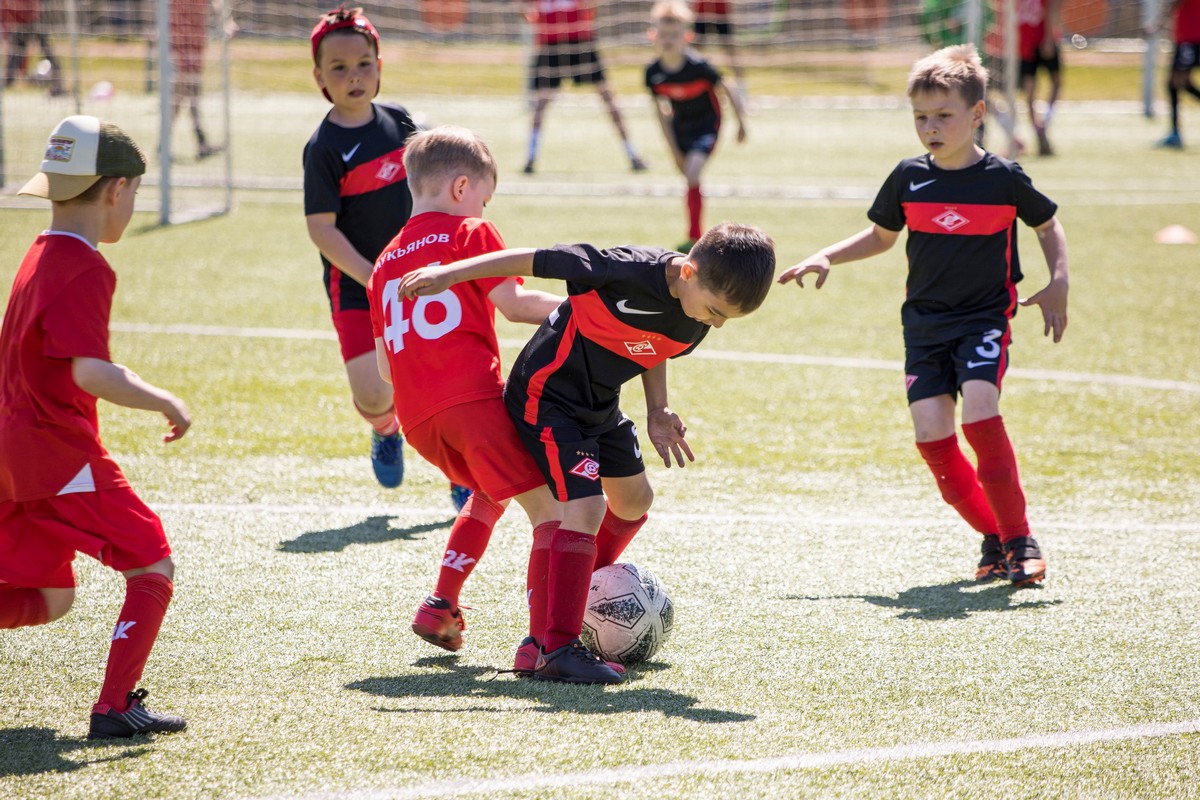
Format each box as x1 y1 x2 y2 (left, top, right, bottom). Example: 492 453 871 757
1 116 190 739
646 2 747 251
1149 0 1200 148
397 223 776 684
779 45 1069 588
171 0 227 160
1019 0 1063 156
522 0 647 174
690 0 746 104
366 126 564 653
1 0 63 94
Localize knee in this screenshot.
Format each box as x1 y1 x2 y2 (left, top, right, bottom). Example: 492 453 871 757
41 587 75 621
609 484 653 520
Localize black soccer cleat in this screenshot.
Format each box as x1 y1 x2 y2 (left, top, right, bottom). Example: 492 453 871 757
1003 535 1047 587
975 533 1007 582
87 689 187 740
533 638 624 685
522 159 535 174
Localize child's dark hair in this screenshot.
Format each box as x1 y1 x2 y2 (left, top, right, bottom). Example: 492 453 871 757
689 222 776 313
403 126 498 199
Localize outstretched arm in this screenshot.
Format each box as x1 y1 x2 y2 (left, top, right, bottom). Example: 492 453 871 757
642 363 694 468
718 81 748 143
398 248 538 299
72 358 191 442
1019 216 1069 342
488 278 564 325
777 224 900 288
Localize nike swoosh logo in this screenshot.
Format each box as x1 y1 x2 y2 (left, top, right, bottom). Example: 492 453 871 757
616 299 661 315
966 360 996 369
909 179 936 191
341 143 362 162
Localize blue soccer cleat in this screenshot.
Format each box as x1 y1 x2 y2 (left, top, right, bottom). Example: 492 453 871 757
1157 132 1184 149
450 483 472 512
370 431 404 488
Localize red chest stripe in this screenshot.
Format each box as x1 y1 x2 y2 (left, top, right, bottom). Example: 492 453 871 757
904 202 1016 236
653 79 715 102
340 147 407 198
570 291 692 365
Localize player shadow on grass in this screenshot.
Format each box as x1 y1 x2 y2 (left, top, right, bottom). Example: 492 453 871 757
277 516 453 554
346 656 754 724
789 579 1062 621
0 726 150 777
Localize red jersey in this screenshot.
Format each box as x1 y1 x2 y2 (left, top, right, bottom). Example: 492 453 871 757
1175 0 1200 43
531 0 594 45
1017 0 1052 61
693 1 730 17
368 213 512 432
0 233 129 503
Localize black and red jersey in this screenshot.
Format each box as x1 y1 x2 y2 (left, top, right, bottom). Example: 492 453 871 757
645 52 722 126
303 102 418 311
868 152 1057 344
505 245 708 432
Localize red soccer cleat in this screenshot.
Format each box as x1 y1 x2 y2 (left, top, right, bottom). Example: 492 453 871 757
411 595 466 652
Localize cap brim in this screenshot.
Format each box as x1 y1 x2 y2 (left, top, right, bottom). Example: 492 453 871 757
18 172 103 201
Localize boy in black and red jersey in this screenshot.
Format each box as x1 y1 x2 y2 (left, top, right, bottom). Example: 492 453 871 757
780 45 1069 587
366 126 566 655
304 7 468 508
646 1 747 250
399 223 775 683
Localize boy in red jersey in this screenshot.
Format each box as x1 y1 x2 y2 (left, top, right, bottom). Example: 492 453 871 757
367 126 564 653
1149 0 1200 148
399 222 776 684
1018 0 1063 156
1 116 191 739
780 45 1069 587
690 0 746 100
646 1 747 250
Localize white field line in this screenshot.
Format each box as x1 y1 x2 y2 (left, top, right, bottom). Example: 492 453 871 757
156 502 1200 534
110 322 1200 395
266 718 1200 800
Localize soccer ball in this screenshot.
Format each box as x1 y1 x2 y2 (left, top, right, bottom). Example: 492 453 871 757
581 563 674 665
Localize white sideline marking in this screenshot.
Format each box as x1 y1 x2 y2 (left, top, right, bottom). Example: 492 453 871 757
110 322 1200 395
268 718 1200 800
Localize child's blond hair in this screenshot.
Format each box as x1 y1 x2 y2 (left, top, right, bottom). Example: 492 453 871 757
907 44 989 107
402 126 499 199
651 1 694 26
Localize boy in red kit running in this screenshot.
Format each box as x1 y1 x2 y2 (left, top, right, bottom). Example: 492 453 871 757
780 45 1069 587
367 126 564 653
399 222 775 683
1018 0 1063 156
1149 0 1200 148
1 116 191 739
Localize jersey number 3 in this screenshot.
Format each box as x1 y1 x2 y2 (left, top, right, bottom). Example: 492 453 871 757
381 267 463 354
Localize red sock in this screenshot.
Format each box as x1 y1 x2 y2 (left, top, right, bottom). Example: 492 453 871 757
525 521 557 641
916 434 998 535
96 573 173 713
594 509 647 570
543 528 597 652
962 416 1030 542
686 186 703 241
355 401 400 437
433 492 503 607
0 584 50 628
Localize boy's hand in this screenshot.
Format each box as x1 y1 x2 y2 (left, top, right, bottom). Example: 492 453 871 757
161 396 192 443
1019 280 1068 342
646 407 694 468
777 254 831 289
398 266 453 299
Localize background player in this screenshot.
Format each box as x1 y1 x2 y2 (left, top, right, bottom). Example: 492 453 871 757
170 0 227 160
367 126 563 653
647 1 747 251
1 116 190 739
1018 0 1063 156
522 0 647 174
779 45 1069 588
1149 0 1200 148
398 222 776 683
690 0 747 103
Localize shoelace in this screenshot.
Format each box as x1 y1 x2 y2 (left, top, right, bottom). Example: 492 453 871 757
372 434 401 461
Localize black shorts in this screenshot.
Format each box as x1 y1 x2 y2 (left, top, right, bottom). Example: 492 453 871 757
530 42 606 90
694 19 733 38
1020 46 1061 80
1171 42 1200 73
674 118 720 156
904 326 1011 405
509 411 644 502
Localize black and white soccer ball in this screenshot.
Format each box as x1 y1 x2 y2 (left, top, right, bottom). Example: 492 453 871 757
580 563 674 665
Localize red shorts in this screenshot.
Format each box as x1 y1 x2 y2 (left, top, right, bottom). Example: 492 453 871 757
331 308 376 362
405 398 545 503
0 488 171 589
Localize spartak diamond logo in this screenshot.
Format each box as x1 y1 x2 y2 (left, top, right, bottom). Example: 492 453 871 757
625 340 657 356
376 161 401 181
933 209 969 232
568 457 601 481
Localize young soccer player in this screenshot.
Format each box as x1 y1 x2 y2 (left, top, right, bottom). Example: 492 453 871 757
1 116 191 739
522 0 647 174
170 0 225 160
399 222 776 683
1150 0 1200 148
646 1 747 251
1018 0 1062 156
690 1 746 103
366 126 564 652
779 45 1069 588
